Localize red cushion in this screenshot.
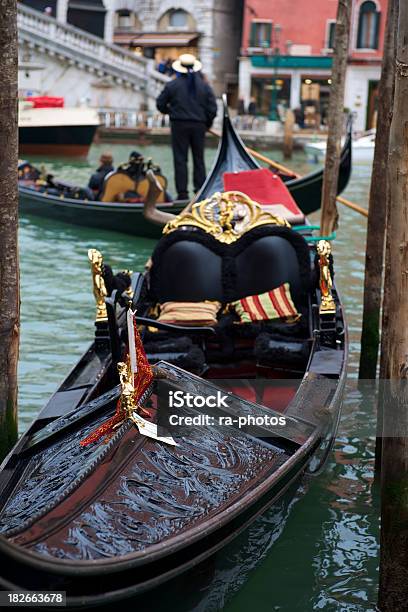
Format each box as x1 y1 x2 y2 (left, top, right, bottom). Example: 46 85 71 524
223 168 301 215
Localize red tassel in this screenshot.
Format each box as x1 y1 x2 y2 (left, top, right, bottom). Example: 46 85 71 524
80 319 153 446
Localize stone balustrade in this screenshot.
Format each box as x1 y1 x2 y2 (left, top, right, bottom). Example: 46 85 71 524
98 109 171 129
18 4 168 100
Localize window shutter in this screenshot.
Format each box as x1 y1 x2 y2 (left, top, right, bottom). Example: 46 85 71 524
374 12 381 49
250 22 257 47
265 22 272 47
357 12 364 48
328 22 336 49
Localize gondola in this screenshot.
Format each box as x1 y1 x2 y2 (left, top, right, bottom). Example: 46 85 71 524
18 107 352 239
0 101 347 607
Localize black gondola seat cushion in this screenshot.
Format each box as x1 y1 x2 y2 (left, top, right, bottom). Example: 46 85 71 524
150 225 311 310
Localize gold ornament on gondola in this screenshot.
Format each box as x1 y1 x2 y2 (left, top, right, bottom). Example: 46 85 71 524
163 191 290 244
88 248 108 322
316 240 336 315
116 361 138 420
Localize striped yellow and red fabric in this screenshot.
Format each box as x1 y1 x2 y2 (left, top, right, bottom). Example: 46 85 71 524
231 283 300 324
158 301 221 326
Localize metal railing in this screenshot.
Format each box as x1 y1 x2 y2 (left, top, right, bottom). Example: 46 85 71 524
98 109 171 129
97 109 269 132
231 115 268 132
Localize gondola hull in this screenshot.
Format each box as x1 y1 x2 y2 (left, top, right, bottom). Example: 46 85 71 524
0 356 346 607
0 232 347 607
19 114 352 237
19 188 187 239
1 101 349 606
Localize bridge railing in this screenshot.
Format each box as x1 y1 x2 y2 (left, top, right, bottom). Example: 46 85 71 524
231 115 268 132
96 110 256 133
98 109 171 129
17 4 168 95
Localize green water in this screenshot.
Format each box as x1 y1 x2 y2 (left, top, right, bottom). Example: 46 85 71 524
19 143 378 611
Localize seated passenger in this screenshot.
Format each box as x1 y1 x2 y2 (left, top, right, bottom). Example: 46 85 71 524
88 153 114 197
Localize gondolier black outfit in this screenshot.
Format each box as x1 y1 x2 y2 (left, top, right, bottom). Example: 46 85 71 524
156 54 217 201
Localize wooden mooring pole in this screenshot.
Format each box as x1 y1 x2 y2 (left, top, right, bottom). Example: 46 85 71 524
283 109 294 160
359 0 398 380
320 0 351 236
0 0 19 459
378 0 408 608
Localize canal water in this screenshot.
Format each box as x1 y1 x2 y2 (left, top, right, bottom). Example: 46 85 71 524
19 143 378 611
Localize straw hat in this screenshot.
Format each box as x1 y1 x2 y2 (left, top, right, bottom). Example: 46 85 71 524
172 53 202 74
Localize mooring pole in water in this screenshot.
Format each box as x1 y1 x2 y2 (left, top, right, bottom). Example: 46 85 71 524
359 0 398 382
378 1 408 608
283 109 294 160
319 0 351 237
364 0 399 476
0 0 19 459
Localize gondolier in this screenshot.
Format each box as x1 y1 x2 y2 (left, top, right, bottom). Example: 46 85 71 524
156 53 217 201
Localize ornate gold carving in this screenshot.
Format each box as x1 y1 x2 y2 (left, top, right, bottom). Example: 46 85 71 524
316 240 336 315
88 248 108 322
117 361 137 419
163 191 290 244
116 361 150 427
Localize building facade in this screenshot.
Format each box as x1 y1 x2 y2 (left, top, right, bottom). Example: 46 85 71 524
111 0 244 98
239 0 387 131
21 0 244 98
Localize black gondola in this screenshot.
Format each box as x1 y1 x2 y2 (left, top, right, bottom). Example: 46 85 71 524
0 102 348 607
18 103 352 238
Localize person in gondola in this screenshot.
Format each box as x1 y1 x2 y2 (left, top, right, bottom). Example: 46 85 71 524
88 152 114 198
156 53 217 201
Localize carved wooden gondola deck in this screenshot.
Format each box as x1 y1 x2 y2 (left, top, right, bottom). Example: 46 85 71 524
5 400 286 559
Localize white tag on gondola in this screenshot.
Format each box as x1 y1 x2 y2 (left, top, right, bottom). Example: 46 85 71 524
127 309 137 375
130 412 178 446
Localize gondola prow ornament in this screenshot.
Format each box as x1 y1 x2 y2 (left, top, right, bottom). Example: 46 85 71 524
80 309 176 446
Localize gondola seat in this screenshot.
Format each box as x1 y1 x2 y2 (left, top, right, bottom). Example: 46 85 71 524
143 225 312 371
150 225 311 309
147 225 311 353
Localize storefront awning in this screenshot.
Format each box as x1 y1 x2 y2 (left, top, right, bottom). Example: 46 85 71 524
114 32 200 47
251 55 333 69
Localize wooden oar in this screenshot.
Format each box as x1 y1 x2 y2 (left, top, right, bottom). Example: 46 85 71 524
335 196 368 218
208 128 368 218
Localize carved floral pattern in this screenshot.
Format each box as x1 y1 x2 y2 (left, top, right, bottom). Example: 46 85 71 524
30 430 284 560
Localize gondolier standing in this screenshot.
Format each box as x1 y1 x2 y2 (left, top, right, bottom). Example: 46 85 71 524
156 54 217 201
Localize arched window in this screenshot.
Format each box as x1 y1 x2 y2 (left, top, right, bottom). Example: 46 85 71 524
157 9 195 31
357 1 380 49
169 9 188 27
